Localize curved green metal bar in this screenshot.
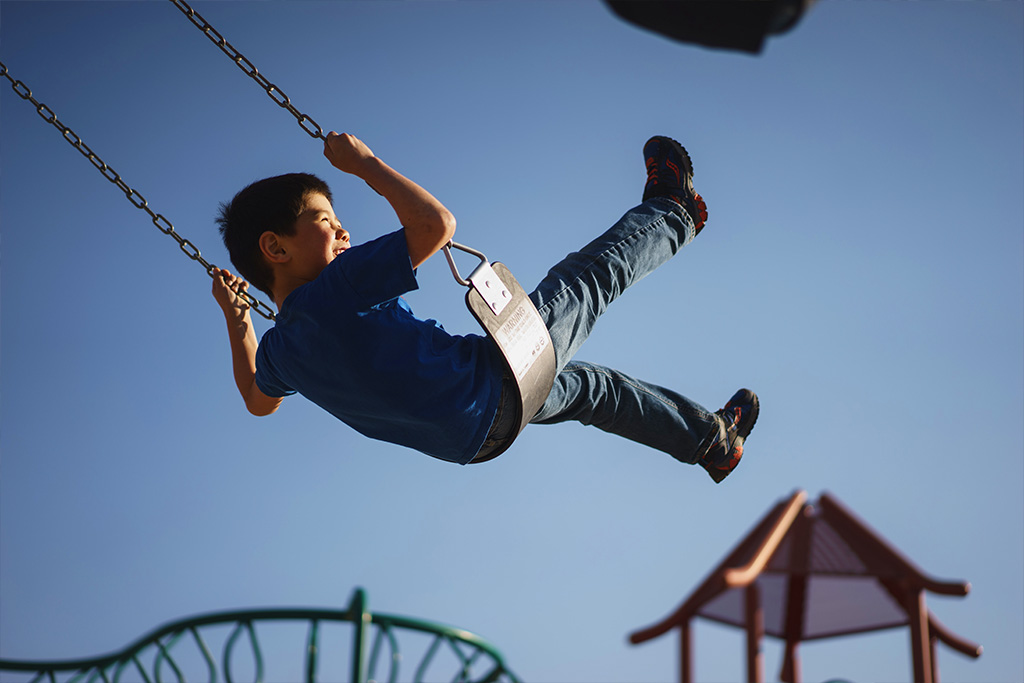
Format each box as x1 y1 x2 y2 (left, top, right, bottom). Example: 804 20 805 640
189 627 218 683
0 589 519 683
366 623 400 682
304 619 319 683
153 632 186 683
349 588 367 683
413 634 444 682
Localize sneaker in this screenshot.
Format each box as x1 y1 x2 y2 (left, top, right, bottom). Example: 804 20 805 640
642 135 708 234
697 389 759 483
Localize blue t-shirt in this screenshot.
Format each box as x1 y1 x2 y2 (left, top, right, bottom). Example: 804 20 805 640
254 229 504 464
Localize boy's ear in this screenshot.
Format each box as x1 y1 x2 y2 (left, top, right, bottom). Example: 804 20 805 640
259 231 290 264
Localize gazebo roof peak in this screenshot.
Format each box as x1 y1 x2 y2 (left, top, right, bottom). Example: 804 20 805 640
629 490 981 683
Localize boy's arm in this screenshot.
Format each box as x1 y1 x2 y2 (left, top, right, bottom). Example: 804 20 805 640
323 132 456 269
212 269 284 417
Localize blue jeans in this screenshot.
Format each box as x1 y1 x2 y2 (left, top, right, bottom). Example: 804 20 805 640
481 198 718 463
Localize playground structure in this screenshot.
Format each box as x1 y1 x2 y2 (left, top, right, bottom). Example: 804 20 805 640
629 490 982 683
0 588 519 683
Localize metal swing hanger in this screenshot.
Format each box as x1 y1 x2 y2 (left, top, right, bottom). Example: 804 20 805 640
0 60 278 322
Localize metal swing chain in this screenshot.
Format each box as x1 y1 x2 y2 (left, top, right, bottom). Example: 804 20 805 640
167 0 476 291
0 60 277 321
167 0 326 141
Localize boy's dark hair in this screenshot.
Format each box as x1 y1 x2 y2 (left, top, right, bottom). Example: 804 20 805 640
216 173 334 297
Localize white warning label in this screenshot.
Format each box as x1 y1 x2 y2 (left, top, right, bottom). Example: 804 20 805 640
494 302 550 380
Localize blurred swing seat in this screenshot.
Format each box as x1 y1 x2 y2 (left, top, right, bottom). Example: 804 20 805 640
605 0 818 54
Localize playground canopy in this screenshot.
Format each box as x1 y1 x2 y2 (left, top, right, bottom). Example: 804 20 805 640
629 490 982 683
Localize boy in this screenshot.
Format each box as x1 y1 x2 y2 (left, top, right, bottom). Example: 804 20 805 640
212 132 758 481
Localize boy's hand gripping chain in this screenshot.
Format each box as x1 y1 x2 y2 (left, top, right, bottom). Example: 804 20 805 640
0 61 277 322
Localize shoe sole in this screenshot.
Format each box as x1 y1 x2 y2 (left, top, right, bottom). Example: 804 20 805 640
728 389 760 440
703 390 759 483
645 136 706 231
650 136 695 193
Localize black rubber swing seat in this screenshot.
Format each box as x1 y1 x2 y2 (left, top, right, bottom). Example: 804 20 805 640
443 242 557 462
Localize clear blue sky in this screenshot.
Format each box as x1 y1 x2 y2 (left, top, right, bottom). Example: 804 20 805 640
2 1 1021 681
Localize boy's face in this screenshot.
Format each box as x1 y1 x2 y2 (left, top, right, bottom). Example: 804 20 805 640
279 192 350 281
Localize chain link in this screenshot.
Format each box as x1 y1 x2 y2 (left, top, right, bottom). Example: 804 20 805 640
167 0 326 141
0 60 277 321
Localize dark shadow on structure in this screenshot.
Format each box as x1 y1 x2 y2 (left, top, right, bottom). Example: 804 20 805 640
629 490 982 683
605 0 817 54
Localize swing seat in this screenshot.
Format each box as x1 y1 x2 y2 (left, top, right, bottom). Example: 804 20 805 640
444 243 556 462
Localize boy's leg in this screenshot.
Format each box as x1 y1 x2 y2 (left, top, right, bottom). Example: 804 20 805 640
531 362 759 482
530 361 717 464
523 137 757 481
528 197 694 371
527 136 706 372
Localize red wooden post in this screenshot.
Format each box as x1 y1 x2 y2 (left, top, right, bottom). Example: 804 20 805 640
680 619 693 683
780 640 801 683
745 583 764 683
908 588 933 683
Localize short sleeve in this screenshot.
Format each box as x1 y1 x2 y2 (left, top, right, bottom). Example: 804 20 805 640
326 229 419 308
